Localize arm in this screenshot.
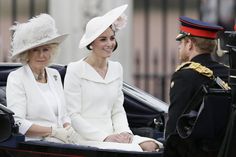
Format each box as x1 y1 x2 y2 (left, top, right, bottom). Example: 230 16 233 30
25 124 51 137
165 70 199 138
6 71 32 135
6 71 51 137
111 64 131 134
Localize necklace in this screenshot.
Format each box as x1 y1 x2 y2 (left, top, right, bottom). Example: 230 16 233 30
33 70 46 81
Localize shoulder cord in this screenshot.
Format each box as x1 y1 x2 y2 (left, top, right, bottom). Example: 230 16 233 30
175 61 230 90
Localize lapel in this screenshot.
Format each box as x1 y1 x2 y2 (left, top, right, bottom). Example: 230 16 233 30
46 67 63 118
79 60 121 84
23 65 62 121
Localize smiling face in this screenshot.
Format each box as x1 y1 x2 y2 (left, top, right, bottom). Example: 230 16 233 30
90 27 116 58
28 44 53 71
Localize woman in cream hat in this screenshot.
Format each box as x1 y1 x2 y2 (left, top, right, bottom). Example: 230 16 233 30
6 14 78 144
64 4 162 151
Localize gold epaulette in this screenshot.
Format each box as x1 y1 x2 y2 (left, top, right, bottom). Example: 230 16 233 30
175 61 230 90
175 61 192 72
187 62 213 78
175 61 213 78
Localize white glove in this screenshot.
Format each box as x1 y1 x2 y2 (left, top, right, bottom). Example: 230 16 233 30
64 125 79 144
51 126 79 144
51 126 70 143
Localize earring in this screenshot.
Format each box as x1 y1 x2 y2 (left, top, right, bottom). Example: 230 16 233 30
89 45 93 50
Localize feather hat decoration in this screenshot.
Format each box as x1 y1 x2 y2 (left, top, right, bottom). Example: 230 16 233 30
10 13 68 59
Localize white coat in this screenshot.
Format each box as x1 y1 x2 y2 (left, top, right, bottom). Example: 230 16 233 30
64 59 163 151
6 64 70 141
64 59 131 142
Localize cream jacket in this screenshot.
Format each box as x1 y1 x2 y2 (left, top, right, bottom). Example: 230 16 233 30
64 59 131 142
6 64 70 140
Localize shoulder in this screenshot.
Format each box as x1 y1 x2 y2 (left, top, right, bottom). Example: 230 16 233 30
109 60 123 71
67 59 84 72
172 67 199 83
46 67 60 74
7 66 27 87
175 61 192 72
108 61 123 78
174 62 196 79
65 60 85 81
8 66 25 79
175 61 213 78
171 62 210 90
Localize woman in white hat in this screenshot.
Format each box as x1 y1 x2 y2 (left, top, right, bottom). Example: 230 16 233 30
6 14 78 144
64 5 162 151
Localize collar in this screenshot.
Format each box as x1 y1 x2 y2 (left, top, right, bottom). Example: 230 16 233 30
191 53 212 63
79 59 122 84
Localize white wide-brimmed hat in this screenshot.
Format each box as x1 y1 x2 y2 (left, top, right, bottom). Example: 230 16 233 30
10 13 68 59
79 4 128 49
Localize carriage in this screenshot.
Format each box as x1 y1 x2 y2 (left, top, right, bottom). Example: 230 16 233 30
0 63 168 157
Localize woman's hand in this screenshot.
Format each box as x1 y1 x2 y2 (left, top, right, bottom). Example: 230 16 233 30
104 132 133 143
139 141 159 152
119 132 133 143
50 125 79 144
63 122 70 128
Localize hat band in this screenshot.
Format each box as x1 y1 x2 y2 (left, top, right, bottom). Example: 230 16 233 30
180 26 217 39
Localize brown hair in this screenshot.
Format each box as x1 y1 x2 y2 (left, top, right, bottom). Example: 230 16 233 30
86 26 118 52
86 41 118 52
187 36 217 54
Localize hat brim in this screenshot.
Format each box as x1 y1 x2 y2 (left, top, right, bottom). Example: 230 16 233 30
176 34 186 41
11 34 68 60
176 32 191 41
79 4 128 49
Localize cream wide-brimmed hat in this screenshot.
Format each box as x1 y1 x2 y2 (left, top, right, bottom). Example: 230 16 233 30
79 4 128 49
10 13 68 60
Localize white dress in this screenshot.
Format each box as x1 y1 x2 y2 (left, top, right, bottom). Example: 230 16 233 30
64 59 162 151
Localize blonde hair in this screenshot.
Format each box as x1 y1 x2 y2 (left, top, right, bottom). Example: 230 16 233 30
17 44 59 64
